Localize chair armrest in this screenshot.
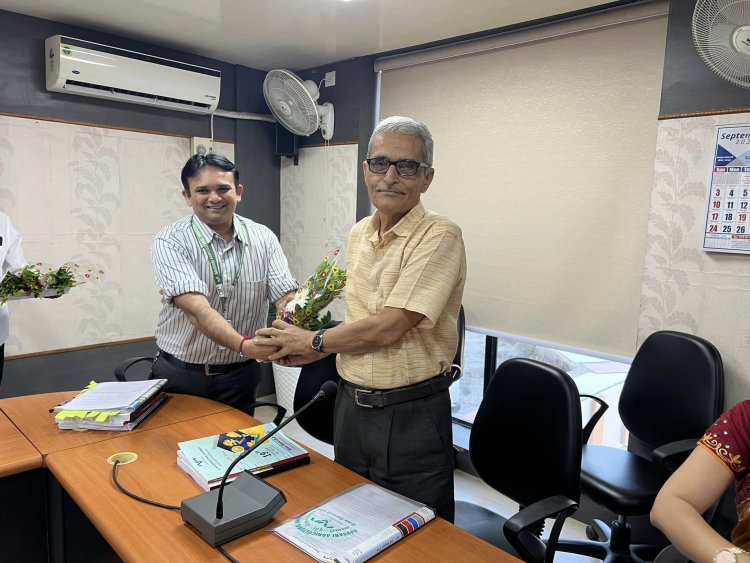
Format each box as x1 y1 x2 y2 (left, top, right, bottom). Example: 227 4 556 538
652 438 697 468
580 394 609 444
243 401 287 426
114 356 155 381
504 495 579 535
504 495 578 563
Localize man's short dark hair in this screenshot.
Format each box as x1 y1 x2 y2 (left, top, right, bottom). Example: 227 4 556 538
180 153 240 193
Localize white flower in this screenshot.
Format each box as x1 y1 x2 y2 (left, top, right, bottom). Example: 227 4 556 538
286 286 310 312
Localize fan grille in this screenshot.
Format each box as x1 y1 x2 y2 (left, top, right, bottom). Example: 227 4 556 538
263 69 320 136
693 0 750 89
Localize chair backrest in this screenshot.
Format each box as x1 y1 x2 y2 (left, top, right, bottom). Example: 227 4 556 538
451 304 465 375
470 358 582 508
294 322 343 445
619 330 724 450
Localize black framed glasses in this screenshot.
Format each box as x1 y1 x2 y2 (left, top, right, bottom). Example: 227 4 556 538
365 157 431 177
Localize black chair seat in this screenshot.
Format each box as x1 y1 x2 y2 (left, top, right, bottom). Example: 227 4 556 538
581 445 670 515
454 500 518 556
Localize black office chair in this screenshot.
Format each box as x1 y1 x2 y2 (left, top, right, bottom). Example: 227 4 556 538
294 322 343 445
455 358 584 563
114 355 287 426
557 330 724 562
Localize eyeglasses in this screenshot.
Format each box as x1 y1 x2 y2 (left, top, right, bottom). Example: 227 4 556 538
365 157 431 177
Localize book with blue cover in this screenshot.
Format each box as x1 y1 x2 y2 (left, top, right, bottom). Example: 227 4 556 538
176 422 310 491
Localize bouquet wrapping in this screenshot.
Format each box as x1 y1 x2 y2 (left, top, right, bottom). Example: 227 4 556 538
0 261 105 305
278 249 346 331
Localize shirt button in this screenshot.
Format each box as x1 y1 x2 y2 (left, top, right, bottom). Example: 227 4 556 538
365 353 373 358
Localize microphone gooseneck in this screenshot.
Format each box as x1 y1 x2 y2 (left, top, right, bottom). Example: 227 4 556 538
215 381 334 519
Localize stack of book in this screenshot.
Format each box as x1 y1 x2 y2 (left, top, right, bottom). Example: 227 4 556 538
52 379 169 431
177 422 310 491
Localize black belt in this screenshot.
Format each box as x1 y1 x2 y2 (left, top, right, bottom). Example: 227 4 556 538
342 371 459 408
157 350 254 377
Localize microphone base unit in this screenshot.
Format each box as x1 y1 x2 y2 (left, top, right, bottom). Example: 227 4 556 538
181 471 287 546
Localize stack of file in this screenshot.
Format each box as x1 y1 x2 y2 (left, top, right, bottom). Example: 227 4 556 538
177 422 310 491
53 379 169 431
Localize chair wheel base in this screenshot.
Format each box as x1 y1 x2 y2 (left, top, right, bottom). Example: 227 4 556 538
557 518 663 563
586 524 601 541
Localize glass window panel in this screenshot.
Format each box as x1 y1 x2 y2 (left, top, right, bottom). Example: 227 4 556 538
451 330 629 449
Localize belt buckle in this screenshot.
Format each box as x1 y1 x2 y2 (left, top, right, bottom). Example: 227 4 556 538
203 364 221 377
354 388 374 408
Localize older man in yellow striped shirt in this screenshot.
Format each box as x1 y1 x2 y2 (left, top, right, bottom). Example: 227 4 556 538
256 116 466 521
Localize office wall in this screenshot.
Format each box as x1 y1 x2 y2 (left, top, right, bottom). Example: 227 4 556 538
639 113 750 408
296 57 377 221
0 9 236 142
641 0 750 407
279 143 359 324
660 0 750 118
0 113 234 355
0 10 282 357
0 9 282 235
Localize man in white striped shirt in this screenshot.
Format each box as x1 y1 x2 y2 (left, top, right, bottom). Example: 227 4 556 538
150 153 297 412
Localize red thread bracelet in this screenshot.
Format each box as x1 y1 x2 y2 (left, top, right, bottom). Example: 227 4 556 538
239 335 251 356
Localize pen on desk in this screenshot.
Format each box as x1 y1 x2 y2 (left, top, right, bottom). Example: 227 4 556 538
48 399 70 413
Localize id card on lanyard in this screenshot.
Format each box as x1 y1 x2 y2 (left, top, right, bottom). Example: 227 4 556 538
191 216 250 320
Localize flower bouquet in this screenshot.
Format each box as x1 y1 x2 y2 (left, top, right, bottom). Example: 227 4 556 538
0 261 105 305
278 249 346 331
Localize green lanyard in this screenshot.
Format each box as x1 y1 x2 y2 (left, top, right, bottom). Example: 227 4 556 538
191 216 249 317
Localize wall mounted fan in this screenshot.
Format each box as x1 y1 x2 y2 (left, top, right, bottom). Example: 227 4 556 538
263 69 335 140
693 0 750 89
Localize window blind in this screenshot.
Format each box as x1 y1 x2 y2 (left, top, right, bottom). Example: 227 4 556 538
377 2 668 357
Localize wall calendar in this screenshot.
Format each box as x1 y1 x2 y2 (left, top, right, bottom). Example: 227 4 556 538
703 125 750 254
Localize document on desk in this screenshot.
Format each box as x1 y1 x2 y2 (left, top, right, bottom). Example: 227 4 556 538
271 483 435 563
55 379 167 412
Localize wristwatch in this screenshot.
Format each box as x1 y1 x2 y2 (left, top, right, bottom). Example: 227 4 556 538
311 328 326 352
714 547 749 563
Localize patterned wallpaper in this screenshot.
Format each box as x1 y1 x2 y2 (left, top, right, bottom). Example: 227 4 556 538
0 114 233 355
279 144 359 322
639 113 750 407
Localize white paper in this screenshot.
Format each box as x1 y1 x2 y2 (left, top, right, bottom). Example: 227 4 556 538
272 484 435 563
59 380 167 411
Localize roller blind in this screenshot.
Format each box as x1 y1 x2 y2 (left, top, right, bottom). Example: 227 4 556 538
378 2 668 357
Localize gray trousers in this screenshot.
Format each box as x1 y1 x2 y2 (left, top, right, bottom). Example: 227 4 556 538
333 381 455 522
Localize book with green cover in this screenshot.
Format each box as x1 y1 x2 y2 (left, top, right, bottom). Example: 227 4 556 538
177 422 310 491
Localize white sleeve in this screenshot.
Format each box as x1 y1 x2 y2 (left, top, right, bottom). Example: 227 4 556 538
3 218 25 274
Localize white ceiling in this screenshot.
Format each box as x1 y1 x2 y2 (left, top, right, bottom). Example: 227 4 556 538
0 0 621 71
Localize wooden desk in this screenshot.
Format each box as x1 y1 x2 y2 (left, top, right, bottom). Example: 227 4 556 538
0 409 42 477
0 409 47 562
46 409 515 562
0 391 232 458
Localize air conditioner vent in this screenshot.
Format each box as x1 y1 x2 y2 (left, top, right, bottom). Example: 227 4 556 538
64 79 213 110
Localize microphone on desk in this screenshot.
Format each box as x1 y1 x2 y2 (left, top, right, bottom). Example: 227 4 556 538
181 380 338 547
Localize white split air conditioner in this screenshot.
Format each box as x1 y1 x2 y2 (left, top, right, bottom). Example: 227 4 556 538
45 35 221 114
